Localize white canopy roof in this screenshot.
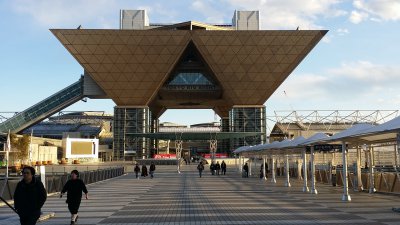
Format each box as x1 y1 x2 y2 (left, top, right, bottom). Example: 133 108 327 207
234 116 400 155
305 124 375 144
279 136 307 149
348 116 400 143
265 139 291 150
233 145 251 154
299 133 330 146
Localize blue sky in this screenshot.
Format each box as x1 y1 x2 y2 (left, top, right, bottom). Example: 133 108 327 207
1 0 400 131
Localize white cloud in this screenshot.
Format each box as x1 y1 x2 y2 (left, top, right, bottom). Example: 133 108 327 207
350 0 400 23
191 0 225 23
336 28 349 35
223 0 345 29
9 0 119 28
8 0 183 28
329 61 400 82
349 10 369 23
269 61 400 110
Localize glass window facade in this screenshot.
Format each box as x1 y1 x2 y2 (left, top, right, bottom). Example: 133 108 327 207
229 106 266 149
169 72 213 85
113 107 151 160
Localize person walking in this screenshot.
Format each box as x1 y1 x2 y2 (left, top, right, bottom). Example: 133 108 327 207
221 160 227 175
210 162 215 175
243 163 249 178
215 161 221 175
134 163 140 179
149 162 156 178
14 166 47 225
141 164 148 177
197 161 204 178
60 170 88 225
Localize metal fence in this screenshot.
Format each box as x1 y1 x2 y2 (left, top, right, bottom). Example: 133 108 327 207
314 169 400 194
0 167 124 201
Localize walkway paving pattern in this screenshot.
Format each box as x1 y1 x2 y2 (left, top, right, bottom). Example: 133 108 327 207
1 164 400 224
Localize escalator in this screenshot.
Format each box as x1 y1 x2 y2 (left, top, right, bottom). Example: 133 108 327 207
0 78 85 133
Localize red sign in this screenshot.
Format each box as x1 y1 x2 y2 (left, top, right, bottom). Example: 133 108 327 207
203 153 228 159
154 154 176 159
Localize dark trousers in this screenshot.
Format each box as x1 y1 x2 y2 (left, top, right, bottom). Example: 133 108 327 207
199 170 203 177
68 200 81 214
19 212 40 225
222 168 226 175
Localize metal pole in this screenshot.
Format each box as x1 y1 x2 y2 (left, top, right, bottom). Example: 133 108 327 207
342 141 351 201
239 155 242 173
175 140 182 174
369 146 376 193
356 146 363 191
297 159 302 180
394 144 398 171
6 148 9 179
303 149 309 192
210 139 217 165
285 154 291 187
29 129 33 165
249 158 252 176
310 146 318 194
6 131 10 179
242 156 245 172
263 155 267 180
271 155 276 183
235 154 238 171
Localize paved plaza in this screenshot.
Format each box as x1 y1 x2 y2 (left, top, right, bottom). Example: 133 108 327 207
1 164 400 224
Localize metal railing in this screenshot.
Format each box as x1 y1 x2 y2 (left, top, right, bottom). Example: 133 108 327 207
0 167 124 201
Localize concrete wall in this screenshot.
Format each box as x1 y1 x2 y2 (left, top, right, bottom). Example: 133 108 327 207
29 144 58 164
120 10 149 30
232 10 260 30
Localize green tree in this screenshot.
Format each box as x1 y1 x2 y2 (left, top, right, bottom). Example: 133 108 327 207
10 133 30 163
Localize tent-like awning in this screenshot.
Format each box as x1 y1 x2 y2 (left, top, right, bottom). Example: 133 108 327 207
233 145 252 154
310 123 375 144
346 116 400 143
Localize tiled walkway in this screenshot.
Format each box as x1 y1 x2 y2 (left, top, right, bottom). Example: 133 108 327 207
1 165 400 224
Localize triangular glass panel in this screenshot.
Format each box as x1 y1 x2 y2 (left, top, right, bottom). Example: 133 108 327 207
159 41 222 102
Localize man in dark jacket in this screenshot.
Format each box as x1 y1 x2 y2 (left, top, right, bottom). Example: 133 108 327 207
149 162 156 178
60 170 88 225
134 163 140 179
197 162 204 177
14 166 47 225
221 160 227 175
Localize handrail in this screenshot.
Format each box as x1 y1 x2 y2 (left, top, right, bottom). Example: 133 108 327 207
0 78 84 133
0 196 17 213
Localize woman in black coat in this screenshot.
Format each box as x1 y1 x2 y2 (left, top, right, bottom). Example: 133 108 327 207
60 170 88 225
14 166 47 225
141 164 148 177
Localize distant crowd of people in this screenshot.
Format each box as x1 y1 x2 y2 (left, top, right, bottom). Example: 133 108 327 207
134 162 156 179
196 160 227 177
